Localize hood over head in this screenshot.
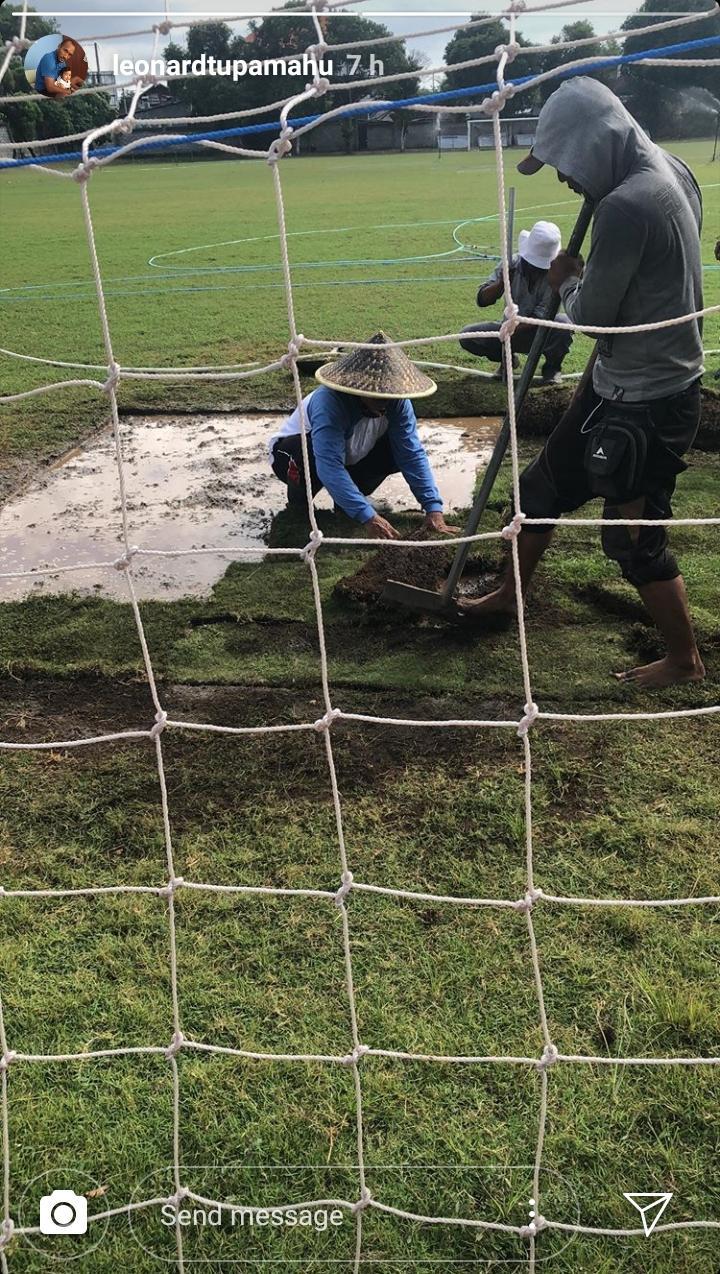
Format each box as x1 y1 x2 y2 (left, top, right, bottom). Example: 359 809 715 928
518 78 658 202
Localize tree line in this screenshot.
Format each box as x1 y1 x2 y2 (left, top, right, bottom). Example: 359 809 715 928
1 0 718 147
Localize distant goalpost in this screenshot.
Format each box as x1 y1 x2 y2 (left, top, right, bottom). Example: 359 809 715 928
468 115 539 150
436 116 538 153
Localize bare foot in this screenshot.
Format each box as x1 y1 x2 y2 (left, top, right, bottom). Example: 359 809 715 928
614 655 705 690
456 587 517 619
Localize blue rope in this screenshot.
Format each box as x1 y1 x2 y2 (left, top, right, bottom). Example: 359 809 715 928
1 33 719 171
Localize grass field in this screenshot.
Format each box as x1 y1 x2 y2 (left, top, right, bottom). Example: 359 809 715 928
1 142 720 1270
2 141 720 482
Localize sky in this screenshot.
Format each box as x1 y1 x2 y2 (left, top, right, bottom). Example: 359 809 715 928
9 1 713 77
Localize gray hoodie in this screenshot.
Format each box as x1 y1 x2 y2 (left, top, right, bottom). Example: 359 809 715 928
531 78 703 402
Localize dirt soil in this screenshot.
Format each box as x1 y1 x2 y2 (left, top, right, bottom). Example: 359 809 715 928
334 530 455 606
0 413 499 604
0 677 516 808
517 383 720 447
336 382 720 607
334 531 506 610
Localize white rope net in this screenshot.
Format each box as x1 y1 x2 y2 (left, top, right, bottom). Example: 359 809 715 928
1 0 720 1268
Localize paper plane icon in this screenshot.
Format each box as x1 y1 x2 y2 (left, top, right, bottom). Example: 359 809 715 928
623 1192 673 1236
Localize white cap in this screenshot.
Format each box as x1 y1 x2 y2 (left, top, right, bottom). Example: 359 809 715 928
518 220 562 270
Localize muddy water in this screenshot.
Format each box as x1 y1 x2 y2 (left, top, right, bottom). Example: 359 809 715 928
0 414 501 602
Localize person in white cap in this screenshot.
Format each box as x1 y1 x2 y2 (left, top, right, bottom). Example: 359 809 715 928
459 220 573 385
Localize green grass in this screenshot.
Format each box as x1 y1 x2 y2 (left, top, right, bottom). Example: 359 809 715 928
2 141 720 483
1 708 720 1269
2 144 720 1269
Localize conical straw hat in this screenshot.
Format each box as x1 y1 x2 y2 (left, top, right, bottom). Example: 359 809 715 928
315 331 437 400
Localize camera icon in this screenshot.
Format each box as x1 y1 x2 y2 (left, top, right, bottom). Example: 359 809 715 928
39 1189 88 1236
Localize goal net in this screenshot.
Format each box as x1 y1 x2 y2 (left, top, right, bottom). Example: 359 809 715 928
1 0 720 1269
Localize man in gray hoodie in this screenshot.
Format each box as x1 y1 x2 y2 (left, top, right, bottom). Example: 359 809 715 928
460 78 705 690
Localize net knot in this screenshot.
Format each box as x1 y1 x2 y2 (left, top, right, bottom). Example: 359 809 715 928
267 130 293 163
0 1218 14 1248
0 1051 17 1073
164 875 185 896
501 511 525 540
307 76 330 97
165 1031 185 1060
499 301 520 340
302 528 324 562
507 0 527 12
352 1188 372 1215
314 706 340 732
172 1186 190 1208
103 361 121 394
517 702 539 737
72 158 99 184
114 118 134 137
341 1042 369 1065
334 870 354 906
515 886 543 913
521 1215 547 1238
481 84 516 114
153 19 173 35
151 709 168 739
5 36 29 53
281 335 305 368
537 1043 559 1072
113 546 138 572
496 41 521 63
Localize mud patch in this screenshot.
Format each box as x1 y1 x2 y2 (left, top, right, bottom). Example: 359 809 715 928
334 532 454 606
0 678 517 803
334 534 504 610
0 414 500 604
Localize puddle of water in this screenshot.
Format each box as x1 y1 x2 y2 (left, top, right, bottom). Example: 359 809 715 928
0 413 501 602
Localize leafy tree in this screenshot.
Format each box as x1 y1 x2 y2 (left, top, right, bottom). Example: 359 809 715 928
161 29 256 124
537 21 621 104
441 14 539 109
165 6 420 150
620 0 720 136
0 7 114 144
0 4 57 44
0 4 54 138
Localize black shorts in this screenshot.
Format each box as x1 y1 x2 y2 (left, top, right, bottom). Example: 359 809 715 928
519 379 701 587
271 432 400 503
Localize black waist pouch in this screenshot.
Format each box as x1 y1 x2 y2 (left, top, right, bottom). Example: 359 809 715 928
583 403 652 502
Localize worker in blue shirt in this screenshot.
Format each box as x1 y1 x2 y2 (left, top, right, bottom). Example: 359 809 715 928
35 37 77 97
269 332 458 539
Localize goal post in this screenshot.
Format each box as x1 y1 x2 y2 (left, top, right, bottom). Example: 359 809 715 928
467 116 539 151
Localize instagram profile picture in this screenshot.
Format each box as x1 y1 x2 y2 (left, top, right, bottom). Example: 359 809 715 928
24 33 88 98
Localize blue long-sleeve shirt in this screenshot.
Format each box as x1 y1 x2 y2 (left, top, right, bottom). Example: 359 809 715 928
271 386 443 523
35 49 66 93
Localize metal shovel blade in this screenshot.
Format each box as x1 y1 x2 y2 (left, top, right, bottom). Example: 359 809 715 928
381 578 455 613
